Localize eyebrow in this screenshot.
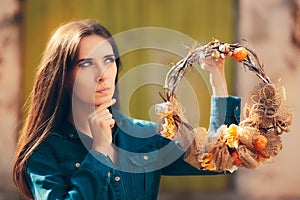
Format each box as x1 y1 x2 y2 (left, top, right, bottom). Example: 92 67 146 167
104 54 115 59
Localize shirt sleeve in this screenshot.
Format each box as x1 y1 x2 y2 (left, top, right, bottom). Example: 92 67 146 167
209 95 241 137
26 144 114 200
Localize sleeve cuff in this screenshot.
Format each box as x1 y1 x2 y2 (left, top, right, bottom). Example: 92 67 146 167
209 96 241 137
225 96 241 122
210 96 241 121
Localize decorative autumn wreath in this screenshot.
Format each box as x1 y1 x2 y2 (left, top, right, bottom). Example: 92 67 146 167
155 39 293 172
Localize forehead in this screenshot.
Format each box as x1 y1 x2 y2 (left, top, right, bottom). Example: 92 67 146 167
78 35 113 58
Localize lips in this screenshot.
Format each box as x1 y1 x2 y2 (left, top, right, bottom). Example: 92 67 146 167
96 87 110 94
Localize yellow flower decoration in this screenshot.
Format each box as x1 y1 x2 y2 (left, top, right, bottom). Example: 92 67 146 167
224 124 239 149
197 153 216 171
160 115 177 139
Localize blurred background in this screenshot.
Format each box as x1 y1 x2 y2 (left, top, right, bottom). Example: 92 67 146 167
0 0 300 199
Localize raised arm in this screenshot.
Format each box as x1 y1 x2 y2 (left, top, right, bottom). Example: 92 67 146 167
161 56 241 175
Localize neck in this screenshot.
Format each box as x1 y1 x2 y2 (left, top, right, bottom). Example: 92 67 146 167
67 99 94 137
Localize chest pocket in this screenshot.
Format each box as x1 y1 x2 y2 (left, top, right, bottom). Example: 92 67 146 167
57 156 82 184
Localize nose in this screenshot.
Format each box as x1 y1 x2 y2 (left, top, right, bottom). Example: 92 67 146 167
96 65 110 82
94 61 107 82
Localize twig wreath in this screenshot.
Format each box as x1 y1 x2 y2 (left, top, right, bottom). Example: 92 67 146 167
155 39 293 172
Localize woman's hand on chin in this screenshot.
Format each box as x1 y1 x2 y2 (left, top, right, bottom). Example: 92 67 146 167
88 98 117 161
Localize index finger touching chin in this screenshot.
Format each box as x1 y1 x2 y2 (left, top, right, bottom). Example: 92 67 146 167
97 98 117 111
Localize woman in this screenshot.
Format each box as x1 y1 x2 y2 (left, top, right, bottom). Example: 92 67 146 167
13 19 240 199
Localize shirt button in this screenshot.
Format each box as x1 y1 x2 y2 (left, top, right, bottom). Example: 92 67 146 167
115 176 120 182
69 133 74 138
143 155 149 160
107 172 111 177
75 162 80 168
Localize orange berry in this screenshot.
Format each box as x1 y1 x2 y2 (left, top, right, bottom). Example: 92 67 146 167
253 135 268 152
232 47 248 62
231 151 242 166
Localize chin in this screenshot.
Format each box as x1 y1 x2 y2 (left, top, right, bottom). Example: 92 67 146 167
94 95 113 106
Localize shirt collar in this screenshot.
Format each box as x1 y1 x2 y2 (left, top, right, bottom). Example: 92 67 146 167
51 118 120 141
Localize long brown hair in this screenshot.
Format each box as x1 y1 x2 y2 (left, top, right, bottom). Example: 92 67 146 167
13 19 121 199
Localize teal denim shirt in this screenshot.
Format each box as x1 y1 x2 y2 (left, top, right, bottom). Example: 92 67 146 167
26 96 241 200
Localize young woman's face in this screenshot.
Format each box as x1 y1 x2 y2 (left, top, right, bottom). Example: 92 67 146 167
67 35 117 107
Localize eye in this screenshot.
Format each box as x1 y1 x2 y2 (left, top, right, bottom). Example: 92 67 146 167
104 56 115 63
78 59 94 68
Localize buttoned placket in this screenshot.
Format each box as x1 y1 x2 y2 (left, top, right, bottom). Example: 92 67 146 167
109 171 126 200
